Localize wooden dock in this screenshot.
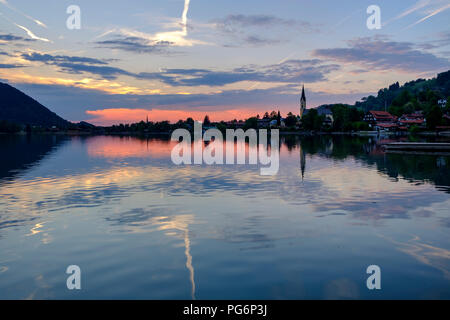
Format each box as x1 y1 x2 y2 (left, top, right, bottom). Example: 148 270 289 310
382 142 450 155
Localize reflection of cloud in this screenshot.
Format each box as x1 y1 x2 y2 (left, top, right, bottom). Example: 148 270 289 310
213 215 276 251
305 161 447 222
378 234 450 280
87 136 173 159
324 278 359 300
107 208 197 299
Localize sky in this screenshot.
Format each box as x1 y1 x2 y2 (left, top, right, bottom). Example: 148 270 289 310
0 0 449 125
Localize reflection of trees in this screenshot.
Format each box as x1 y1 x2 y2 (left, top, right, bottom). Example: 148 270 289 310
292 135 450 193
0 135 69 182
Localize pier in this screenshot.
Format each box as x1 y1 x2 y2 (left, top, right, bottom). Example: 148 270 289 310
382 142 450 155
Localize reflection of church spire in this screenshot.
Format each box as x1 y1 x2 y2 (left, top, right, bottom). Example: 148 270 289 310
300 144 305 180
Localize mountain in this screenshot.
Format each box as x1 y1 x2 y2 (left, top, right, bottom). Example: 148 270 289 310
318 70 450 115
0 82 71 128
354 70 450 113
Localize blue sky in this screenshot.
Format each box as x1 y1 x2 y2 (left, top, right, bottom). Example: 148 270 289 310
0 0 449 124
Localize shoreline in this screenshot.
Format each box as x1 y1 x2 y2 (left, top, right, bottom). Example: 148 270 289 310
2 130 450 137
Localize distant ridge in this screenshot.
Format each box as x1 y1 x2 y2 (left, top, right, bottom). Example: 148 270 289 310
317 70 450 112
0 82 71 128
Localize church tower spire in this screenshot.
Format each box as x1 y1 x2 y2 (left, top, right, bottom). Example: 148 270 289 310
300 85 306 119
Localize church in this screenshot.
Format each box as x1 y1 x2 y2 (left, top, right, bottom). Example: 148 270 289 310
299 85 306 119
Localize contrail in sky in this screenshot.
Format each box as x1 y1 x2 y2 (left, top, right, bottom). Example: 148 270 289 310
15 23 50 42
405 3 450 29
181 0 191 34
385 0 431 25
0 0 47 28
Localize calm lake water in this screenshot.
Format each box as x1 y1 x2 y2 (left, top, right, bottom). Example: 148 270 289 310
0 134 449 299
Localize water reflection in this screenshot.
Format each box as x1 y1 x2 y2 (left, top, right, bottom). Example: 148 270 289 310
2 134 449 190
0 134 69 182
0 134 449 299
1 135 450 231
284 135 450 193
105 207 197 298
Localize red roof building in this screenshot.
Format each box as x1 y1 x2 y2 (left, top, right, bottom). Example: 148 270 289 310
364 111 397 124
400 112 424 121
399 119 425 125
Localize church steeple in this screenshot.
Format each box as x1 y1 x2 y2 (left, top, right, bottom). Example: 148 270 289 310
300 85 306 119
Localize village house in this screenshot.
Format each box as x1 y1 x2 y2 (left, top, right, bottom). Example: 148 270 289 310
397 111 426 129
317 108 334 127
226 120 245 129
364 110 429 132
257 118 272 128
363 110 397 125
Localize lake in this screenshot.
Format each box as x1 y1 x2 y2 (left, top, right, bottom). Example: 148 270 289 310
0 134 449 299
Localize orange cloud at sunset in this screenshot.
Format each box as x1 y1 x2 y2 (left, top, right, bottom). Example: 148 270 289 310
85 108 267 125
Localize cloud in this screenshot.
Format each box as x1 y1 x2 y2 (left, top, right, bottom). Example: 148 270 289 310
416 31 450 50
222 35 282 47
0 33 34 43
22 52 108 65
20 51 339 85
214 14 312 29
55 63 132 80
0 33 27 41
0 63 24 69
95 36 174 54
10 81 369 123
94 0 203 52
313 36 449 73
213 14 318 47
21 52 130 80
137 59 340 86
